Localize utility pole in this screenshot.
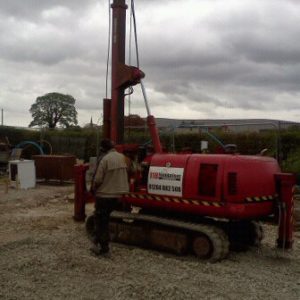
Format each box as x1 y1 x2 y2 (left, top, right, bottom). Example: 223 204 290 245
1 109 3 126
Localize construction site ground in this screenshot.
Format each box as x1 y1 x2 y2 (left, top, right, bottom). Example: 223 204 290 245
0 183 299 300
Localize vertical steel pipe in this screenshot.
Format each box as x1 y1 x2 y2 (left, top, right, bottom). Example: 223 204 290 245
103 98 111 139
111 0 127 144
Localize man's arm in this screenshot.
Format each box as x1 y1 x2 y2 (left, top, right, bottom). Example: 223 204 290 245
93 159 106 190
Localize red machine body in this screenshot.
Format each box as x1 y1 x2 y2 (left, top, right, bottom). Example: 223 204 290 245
123 154 280 219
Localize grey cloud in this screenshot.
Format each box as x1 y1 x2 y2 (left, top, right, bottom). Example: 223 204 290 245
1 0 300 126
0 0 97 20
232 36 300 66
134 0 300 116
0 7 108 65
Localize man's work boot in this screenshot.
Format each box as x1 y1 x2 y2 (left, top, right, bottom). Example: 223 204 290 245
90 244 102 256
90 244 110 257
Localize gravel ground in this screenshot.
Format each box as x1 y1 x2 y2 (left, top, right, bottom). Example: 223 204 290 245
0 184 299 300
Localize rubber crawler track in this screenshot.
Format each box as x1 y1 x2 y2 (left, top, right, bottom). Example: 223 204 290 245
110 211 230 262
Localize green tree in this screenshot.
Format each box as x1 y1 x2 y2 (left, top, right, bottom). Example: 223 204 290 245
29 92 78 129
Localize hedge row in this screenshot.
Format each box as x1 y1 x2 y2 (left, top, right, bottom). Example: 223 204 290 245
1 126 300 174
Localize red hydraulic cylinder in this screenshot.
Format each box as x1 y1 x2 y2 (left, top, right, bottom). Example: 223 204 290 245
147 115 162 153
275 173 296 249
73 164 89 221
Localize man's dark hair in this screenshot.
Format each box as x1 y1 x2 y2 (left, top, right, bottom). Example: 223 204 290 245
100 139 114 152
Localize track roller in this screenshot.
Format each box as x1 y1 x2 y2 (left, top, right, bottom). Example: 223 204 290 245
191 225 229 262
228 221 264 251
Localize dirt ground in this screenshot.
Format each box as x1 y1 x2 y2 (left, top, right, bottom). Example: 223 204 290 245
0 183 299 300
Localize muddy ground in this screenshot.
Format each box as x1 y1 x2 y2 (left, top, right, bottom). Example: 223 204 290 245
0 183 299 300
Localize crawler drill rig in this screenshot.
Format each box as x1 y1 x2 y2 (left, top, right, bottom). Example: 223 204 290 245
74 0 296 261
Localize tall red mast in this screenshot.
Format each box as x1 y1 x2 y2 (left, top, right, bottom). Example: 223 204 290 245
104 0 162 153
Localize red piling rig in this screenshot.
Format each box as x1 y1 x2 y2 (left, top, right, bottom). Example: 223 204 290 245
73 0 296 260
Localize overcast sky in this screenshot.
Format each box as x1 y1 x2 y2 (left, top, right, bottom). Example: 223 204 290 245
0 0 300 127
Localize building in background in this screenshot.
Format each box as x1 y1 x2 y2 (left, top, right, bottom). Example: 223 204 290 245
153 118 300 133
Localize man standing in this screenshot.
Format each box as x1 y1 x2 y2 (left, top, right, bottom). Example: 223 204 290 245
90 139 129 256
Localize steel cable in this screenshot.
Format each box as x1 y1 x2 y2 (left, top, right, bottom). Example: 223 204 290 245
131 0 151 116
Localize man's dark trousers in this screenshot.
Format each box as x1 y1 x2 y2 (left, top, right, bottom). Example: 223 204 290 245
94 197 119 252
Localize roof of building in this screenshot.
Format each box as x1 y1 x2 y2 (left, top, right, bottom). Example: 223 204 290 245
154 118 300 129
